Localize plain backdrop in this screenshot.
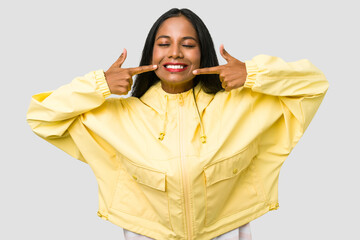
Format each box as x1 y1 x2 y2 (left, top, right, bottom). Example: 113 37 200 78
1 0 359 239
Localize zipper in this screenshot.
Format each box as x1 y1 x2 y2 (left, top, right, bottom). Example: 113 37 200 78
178 95 193 239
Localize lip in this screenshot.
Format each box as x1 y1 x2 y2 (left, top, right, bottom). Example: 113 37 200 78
163 62 188 73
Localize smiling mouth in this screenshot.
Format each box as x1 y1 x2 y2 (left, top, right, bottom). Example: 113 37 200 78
163 63 188 72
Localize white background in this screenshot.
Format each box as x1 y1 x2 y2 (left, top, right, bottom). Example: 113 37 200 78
1 0 359 239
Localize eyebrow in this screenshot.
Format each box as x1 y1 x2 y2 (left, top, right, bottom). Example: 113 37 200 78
156 35 198 41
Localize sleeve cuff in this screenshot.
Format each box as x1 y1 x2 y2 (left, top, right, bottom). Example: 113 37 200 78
94 70 111 98
243 60 259 89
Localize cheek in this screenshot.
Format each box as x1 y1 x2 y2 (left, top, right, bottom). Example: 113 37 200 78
192 50 201 67
152 47 162 64
151 53 157 65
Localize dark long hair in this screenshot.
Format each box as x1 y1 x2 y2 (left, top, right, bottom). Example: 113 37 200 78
131 8 222 98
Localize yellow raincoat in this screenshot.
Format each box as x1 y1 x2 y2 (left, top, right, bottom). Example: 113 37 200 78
27 55 328 239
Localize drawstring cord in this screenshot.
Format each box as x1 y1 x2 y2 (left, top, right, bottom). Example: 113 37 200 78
158 88 207 144
192 88 207 144
158 95 168 141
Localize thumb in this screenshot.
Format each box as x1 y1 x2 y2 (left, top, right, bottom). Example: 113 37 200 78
219 44 234 62
114 48 127 68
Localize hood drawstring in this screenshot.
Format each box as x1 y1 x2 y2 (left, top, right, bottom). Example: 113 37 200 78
192 88 207 144
158 95 169 141
158 88 207 144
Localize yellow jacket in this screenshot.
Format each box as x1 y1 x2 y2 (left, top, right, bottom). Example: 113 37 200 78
27 55 328 240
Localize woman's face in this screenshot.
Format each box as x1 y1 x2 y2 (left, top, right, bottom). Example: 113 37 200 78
152 15 201 94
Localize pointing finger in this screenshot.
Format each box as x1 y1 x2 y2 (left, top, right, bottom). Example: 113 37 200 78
193 65 222 75
118 48 127 67
128 64 158 76
220 44 234 62
112 48 127 68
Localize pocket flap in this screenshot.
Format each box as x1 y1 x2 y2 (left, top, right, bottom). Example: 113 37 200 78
122 159 166 192
204 144 257 187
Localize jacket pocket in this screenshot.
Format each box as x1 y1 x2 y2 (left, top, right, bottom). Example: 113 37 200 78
203 142 262 226
110 157 172 229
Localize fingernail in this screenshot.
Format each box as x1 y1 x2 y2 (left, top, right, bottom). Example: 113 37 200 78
193 70 197 74
153 65 157 68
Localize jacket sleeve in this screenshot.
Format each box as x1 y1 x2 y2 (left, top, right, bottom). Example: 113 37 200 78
26 70 111 163
243 55 329 209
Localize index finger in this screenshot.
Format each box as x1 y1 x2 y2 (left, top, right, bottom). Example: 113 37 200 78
110 48 127 68
128 65 158 75
193 66 222 75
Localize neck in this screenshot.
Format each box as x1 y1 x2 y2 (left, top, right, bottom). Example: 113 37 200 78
160 81 194 94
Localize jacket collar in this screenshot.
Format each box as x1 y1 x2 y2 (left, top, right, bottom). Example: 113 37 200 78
140 81 214 115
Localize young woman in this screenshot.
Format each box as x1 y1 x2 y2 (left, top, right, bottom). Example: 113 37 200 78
27 8 328 240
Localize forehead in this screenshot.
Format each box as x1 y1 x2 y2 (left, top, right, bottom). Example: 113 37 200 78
156 16 198 39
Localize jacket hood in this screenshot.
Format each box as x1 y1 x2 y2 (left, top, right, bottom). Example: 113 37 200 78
140 81 215 143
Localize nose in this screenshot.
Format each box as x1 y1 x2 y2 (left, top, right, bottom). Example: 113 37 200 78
168 44 183 59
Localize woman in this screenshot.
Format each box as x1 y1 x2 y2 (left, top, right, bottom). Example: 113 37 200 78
27 8 328 240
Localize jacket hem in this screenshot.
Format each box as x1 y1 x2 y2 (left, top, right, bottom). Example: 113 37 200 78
200 201 273 239
107 207 179 240
103 202 276 240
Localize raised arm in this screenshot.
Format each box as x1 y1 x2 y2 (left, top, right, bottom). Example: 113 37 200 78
194 45 328 135
26 49 157 162
246 54 328 209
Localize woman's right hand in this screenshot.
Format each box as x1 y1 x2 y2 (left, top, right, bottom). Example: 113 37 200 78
104 49 158 95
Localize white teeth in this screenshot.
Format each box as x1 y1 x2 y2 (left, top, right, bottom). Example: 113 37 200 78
166 65 185 69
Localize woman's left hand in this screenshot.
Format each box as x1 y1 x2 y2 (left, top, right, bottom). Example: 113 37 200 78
193 45 247 91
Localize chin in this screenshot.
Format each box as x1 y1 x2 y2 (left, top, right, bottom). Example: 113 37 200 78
161 77 194 86
156 72 190 83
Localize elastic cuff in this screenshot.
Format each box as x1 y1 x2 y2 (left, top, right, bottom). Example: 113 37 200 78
94 70 111 98
244 60 259 89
